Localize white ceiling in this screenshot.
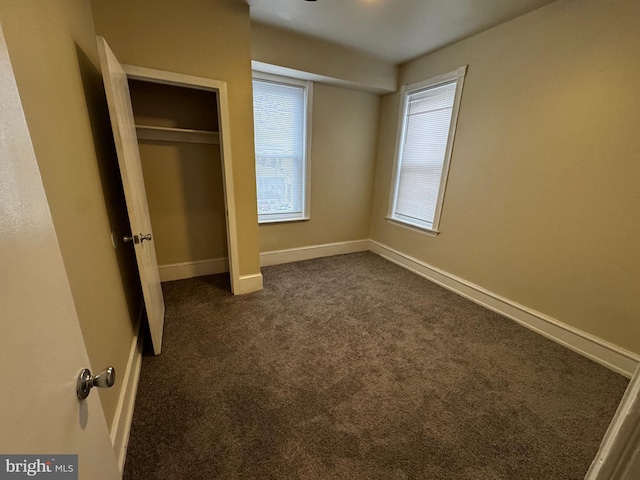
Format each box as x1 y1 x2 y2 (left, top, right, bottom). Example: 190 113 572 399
248 0 558 64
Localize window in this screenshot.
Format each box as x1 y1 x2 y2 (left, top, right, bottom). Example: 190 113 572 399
389 66 467 233
252 72 312 223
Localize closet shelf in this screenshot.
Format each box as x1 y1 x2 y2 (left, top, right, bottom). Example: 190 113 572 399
135 125 220 145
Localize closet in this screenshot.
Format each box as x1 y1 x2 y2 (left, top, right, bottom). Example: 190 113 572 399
127 79 229 282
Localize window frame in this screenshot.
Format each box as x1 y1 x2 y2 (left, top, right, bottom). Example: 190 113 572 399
387 65 467 235
252 71 313 224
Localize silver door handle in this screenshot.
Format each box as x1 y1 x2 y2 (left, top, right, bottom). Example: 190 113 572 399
77 366 116 400
123 235 139 244
123 233 151 244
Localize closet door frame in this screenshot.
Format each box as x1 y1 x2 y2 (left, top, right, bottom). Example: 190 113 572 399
123 64 241 294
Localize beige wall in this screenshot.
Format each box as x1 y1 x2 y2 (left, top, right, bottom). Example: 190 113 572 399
259 83 381 252
0 0 140 428
370 0 640 354
139 142 228 264
91 0 261 276
252 27 382 253
251 22 397 94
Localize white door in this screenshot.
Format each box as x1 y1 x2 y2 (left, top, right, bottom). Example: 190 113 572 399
0 23 120 479
97 36 166 354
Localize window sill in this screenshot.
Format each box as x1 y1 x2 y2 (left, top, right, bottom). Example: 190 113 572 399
385 217 439 237
259 215 310 225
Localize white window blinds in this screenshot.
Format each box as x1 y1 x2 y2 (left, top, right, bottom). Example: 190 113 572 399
253 76 309 222
390 68 465 232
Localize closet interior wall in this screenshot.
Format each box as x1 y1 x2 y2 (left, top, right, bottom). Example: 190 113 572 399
128 79 228 274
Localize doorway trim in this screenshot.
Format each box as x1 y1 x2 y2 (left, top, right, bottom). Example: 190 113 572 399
585 365 640 479
122 64 241 294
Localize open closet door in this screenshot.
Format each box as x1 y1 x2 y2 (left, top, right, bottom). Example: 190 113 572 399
97 36 165 354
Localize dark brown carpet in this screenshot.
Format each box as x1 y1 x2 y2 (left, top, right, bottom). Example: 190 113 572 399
123 252 628 479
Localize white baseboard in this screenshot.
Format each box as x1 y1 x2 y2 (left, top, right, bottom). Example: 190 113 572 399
159 257 229 282
110 328 143 474
157 240 370 283
236 273 264 295
158 257 262 294
369 240 640 378
260 239 370 267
